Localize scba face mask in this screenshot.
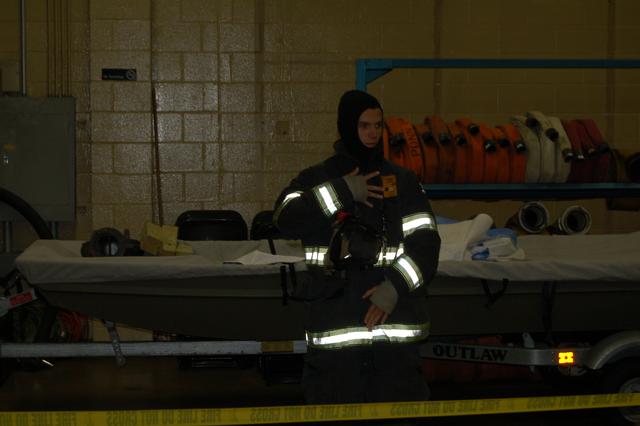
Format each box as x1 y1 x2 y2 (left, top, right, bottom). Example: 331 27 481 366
328 213 384 269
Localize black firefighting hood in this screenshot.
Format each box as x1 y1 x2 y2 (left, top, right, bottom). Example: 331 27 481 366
336 90 383 172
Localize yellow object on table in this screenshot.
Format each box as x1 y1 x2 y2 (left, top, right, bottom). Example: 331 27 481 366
140 222 193 256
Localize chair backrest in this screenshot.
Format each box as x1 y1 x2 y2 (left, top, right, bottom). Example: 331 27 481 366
175 210 248 241
250 210 283 240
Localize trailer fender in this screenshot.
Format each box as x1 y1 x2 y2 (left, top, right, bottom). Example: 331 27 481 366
585 330 640 370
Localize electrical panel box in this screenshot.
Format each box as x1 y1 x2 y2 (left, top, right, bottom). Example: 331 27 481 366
0 61 19 93
0 97 75 222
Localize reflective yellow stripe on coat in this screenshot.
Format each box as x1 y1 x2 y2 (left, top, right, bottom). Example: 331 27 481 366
375 244 403 267
273 191 302 224
306 323 430 349
392 253 423 291
304 246 329 266
311 183 342 218
402 212 437 238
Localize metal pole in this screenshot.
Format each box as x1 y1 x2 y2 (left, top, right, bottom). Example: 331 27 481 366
0 340 309 358
19 0 27 96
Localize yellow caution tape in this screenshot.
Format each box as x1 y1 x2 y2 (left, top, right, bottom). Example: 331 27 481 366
0 393 638 425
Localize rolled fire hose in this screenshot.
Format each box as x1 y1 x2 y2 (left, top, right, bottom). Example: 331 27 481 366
574 120 598 182
606 149 640 211
385 117 425 181
414 123 439 184
478 124 498 183
549 205 592 235
424 116 451 145
561 119 588 183
424 116 453 183
506 201 550 234
437 123 467 183
547 115 574 183
626 151 640 183
449 122 470 183
436 124 456 183
511 116 541 183
456 118 484 183
490 127 511 184
610 148 629 183
448 121 467 146
525 111 558 183
497 124 527 184
578 118 612 183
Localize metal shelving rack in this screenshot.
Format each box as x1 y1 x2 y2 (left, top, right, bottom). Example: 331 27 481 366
356 58 640 200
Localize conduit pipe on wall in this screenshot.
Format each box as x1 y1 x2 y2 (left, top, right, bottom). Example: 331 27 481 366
20 0 26 96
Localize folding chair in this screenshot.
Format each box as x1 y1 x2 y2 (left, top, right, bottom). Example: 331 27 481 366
175 210 248 241
250 210 303 385
173 210 250 369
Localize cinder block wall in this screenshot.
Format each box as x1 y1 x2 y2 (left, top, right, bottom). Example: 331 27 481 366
0 0 20 89
1 0 639 249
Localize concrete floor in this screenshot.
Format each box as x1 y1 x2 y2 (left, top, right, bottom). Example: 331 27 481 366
0 355 620 425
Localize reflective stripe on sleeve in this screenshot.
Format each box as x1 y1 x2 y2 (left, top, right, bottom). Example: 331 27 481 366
311 183 342 218
273 191 303 223
306 323 430 349
402 212 437 238
392 254 423 291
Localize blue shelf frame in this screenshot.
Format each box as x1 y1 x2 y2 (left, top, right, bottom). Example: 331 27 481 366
423 183 640 200
356 58 640 200
355 58 640 91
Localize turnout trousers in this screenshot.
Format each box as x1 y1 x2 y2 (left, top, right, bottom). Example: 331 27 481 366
303 342 429 404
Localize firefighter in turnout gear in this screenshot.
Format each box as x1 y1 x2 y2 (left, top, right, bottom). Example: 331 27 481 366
273 90 441 404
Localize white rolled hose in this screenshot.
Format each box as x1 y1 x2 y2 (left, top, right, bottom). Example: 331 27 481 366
550 205 592 235
508 201 550 234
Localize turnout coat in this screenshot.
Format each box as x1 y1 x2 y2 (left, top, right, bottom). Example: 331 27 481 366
274 141 441 350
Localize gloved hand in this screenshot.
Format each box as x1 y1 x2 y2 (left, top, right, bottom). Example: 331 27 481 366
342 167 384 208
362 280 398 331
343 174 367 203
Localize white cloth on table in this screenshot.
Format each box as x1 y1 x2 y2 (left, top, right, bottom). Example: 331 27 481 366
437 214 523 261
